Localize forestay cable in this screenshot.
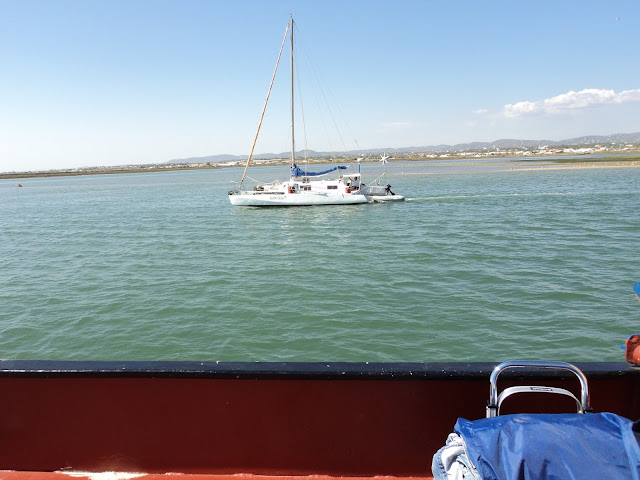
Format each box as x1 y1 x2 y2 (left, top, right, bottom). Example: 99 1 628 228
239 20 290 186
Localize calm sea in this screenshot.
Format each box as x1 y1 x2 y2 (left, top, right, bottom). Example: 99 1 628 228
1 160 639 362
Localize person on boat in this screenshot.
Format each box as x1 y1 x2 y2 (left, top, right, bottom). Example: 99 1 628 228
623 281 640 365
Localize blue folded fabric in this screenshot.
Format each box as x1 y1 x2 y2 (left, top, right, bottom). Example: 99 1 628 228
454 413 640 480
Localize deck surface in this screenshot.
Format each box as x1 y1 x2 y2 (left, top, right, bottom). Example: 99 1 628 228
0 473 433 480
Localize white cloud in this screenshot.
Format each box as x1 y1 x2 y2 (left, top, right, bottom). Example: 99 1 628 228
502 88 640 118
472 108 488 115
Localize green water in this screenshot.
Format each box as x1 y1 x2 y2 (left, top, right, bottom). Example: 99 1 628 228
1 162 639 362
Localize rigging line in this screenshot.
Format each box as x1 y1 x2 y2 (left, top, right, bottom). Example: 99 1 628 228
293 28 310 167
297 81 310 164
292 24 336 165
305 60 334 154
315 65 361 152
246 175 279 185
239 19 290 186
295 31 352 152
294 31 335 153
317 82 348 152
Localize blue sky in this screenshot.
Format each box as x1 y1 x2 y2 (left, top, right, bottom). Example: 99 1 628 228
1 0 639 172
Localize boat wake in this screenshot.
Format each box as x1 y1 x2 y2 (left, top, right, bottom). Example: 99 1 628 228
406 192 584 202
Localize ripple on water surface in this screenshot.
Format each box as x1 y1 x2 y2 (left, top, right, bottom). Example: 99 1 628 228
1 167 639 362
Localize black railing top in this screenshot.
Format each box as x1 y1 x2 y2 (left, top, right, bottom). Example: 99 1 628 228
0 360 637 380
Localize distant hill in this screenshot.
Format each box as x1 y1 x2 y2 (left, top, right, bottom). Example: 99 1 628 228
372 132 640 154
167 132 640 164
167 150 322 164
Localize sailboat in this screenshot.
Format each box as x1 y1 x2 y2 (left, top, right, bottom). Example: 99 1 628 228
227 16 371 207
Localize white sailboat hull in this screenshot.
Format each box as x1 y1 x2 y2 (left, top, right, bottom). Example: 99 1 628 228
229 190 368 206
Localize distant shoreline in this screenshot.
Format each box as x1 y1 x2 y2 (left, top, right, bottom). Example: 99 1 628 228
2 153 639 180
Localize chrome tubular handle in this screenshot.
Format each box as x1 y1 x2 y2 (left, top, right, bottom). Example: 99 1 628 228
487 361 590 417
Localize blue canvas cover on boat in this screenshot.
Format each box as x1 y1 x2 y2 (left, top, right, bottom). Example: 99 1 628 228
290 163 346 177
453 413 640 480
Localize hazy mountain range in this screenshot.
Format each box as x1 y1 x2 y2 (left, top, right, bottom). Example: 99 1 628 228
167 132 640 164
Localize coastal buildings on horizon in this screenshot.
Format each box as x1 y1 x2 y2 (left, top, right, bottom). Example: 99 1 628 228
3 132 640 177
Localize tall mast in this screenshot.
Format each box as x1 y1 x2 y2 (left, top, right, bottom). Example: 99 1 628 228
290 15 295 168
